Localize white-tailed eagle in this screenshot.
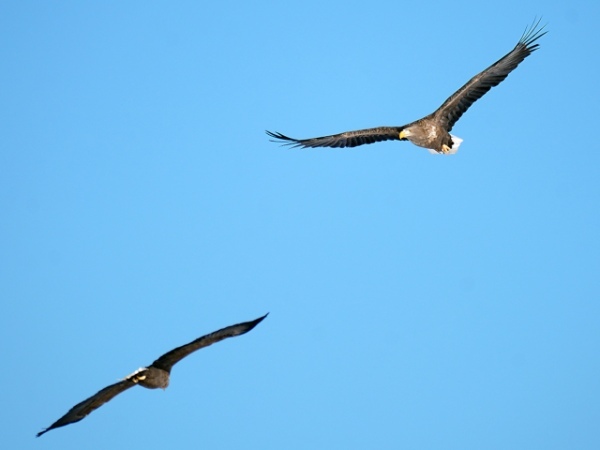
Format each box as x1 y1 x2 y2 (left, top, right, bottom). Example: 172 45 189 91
37 314 267 437
267 20 546 154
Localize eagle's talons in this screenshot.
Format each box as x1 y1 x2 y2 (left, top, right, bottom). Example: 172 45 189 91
441 144 452 154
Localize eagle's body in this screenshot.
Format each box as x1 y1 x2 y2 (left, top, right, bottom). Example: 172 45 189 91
267 21 546 154
36 314 267 437
400 120 462 155
127 366 170 389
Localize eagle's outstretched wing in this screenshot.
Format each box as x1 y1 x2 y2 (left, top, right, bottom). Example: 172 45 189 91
150 313 268 373
266 127 404 149
432 19 547 132
37 379 136 437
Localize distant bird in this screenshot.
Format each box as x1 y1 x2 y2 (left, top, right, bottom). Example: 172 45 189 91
267 20 546 154
37 313 268 437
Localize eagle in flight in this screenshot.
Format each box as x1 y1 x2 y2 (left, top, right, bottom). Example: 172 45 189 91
37 313 268 437
267 20 546 154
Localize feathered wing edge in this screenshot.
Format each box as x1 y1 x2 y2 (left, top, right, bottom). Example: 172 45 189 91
432 19 547 131
266 127 404 149
150 313 268 373
36 380 136 437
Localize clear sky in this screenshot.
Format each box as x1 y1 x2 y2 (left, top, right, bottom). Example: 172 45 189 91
2 1 599 449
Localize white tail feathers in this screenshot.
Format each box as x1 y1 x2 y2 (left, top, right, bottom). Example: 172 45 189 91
449 135 463 153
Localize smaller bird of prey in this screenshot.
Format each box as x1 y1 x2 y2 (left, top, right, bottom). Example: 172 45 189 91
36 313 268 437
267 20 546 154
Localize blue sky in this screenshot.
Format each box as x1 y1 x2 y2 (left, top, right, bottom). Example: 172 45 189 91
2 1 599 449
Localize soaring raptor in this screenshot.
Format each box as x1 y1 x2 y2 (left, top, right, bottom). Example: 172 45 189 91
267 21 546 154
37 313 267 437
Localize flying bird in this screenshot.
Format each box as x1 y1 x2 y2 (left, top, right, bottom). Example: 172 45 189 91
267 20 546 154
36 313 268 437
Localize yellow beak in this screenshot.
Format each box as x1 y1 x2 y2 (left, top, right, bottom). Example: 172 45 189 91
399 130 407 140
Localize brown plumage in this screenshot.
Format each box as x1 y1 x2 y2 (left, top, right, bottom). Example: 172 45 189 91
36 314 268 437
267 20 546 154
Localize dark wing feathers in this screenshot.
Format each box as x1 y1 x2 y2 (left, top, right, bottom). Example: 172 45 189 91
266 127 403 149
36 380 136 437
433 20 547 131
150 313 268 373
